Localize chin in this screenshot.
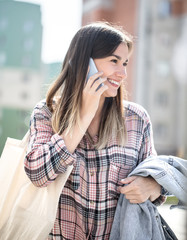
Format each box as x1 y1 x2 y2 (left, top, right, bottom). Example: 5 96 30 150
103 90 118 98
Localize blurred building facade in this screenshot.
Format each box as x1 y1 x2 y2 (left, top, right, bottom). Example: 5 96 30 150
135 0 187 156
0 1 43 153
82 0 187 157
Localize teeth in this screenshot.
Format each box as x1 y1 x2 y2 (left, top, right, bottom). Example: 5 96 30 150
108 79 120 86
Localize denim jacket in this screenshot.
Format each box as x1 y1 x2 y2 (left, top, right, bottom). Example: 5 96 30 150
109 155 187 240
129 155 187 204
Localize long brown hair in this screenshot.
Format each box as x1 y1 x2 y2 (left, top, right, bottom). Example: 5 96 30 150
46 22 133 149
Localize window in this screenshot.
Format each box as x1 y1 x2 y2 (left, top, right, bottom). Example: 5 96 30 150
158 0 171 18
0 35 6 48
158 32 172 47
155 91 169 107
0 18 8 31
154 123 168 139
23 21 34 33
22 55 31 67
156 61 170 78
23 38 34 51
0 52 6 66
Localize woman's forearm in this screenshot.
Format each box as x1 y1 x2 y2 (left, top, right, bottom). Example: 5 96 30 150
61 115 92 154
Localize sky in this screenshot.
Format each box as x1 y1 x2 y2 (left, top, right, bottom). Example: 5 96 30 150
15 0 83 63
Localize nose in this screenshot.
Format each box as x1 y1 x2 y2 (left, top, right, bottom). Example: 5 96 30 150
116 66 127 79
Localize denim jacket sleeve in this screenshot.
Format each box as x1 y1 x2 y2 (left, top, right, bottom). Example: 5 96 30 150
129 155 187 205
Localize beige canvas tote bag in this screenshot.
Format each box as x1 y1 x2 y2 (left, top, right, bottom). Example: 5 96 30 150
0 131 73 240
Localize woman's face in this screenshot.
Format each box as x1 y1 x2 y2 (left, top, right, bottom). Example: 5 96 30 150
94 43 129 98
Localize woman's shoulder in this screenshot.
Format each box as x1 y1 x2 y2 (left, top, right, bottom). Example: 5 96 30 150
32 99 52 118
123 100 151 123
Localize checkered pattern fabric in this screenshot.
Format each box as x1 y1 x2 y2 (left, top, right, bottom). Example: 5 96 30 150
24 100 160 240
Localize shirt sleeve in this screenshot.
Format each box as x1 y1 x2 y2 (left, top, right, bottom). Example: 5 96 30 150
138 112 167 205
24 103 76 187
138 112 157 163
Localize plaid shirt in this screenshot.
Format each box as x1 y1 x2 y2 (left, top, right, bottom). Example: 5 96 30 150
25 100 159 240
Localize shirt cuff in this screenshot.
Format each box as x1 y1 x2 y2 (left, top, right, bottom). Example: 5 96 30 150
160 186 169 196
153 195 167 206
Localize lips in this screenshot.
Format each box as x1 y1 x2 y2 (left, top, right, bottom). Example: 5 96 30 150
107 78 120 87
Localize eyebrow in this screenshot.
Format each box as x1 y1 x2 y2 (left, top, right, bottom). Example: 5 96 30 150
111 54 129 63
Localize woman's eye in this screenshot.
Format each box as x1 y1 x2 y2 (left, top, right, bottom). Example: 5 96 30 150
123 62 127 67
111 59 118 63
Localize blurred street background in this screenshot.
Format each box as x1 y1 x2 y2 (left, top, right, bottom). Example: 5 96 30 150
0 0 187 239
158 203 187 240
0 0 187 158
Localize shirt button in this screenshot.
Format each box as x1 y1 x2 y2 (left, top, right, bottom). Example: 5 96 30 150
90 201 94 205
112 165 117 170
90 171 94 176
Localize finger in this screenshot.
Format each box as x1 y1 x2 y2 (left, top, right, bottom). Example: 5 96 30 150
120 176 137 185
118 184 137 194
91 77 107 91
129 199 142 204
95 84 108 95
119 189 146 203
92 78 108 93
86 72 104 87
118 186 134 195
124 192 149 203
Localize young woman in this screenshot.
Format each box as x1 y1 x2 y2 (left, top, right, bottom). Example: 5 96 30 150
25 22 163 239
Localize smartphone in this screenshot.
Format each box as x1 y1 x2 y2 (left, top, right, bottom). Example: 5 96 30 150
86 58 104 90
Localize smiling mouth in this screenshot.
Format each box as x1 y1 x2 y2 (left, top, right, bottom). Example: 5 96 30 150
107 79 120 87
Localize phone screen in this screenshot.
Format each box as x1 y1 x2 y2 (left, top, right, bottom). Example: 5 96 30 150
86 58 104 90
86 58 98 82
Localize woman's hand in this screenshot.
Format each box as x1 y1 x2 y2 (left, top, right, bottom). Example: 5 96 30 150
61 72 108 154
118 176 161 204
81 72 108 122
